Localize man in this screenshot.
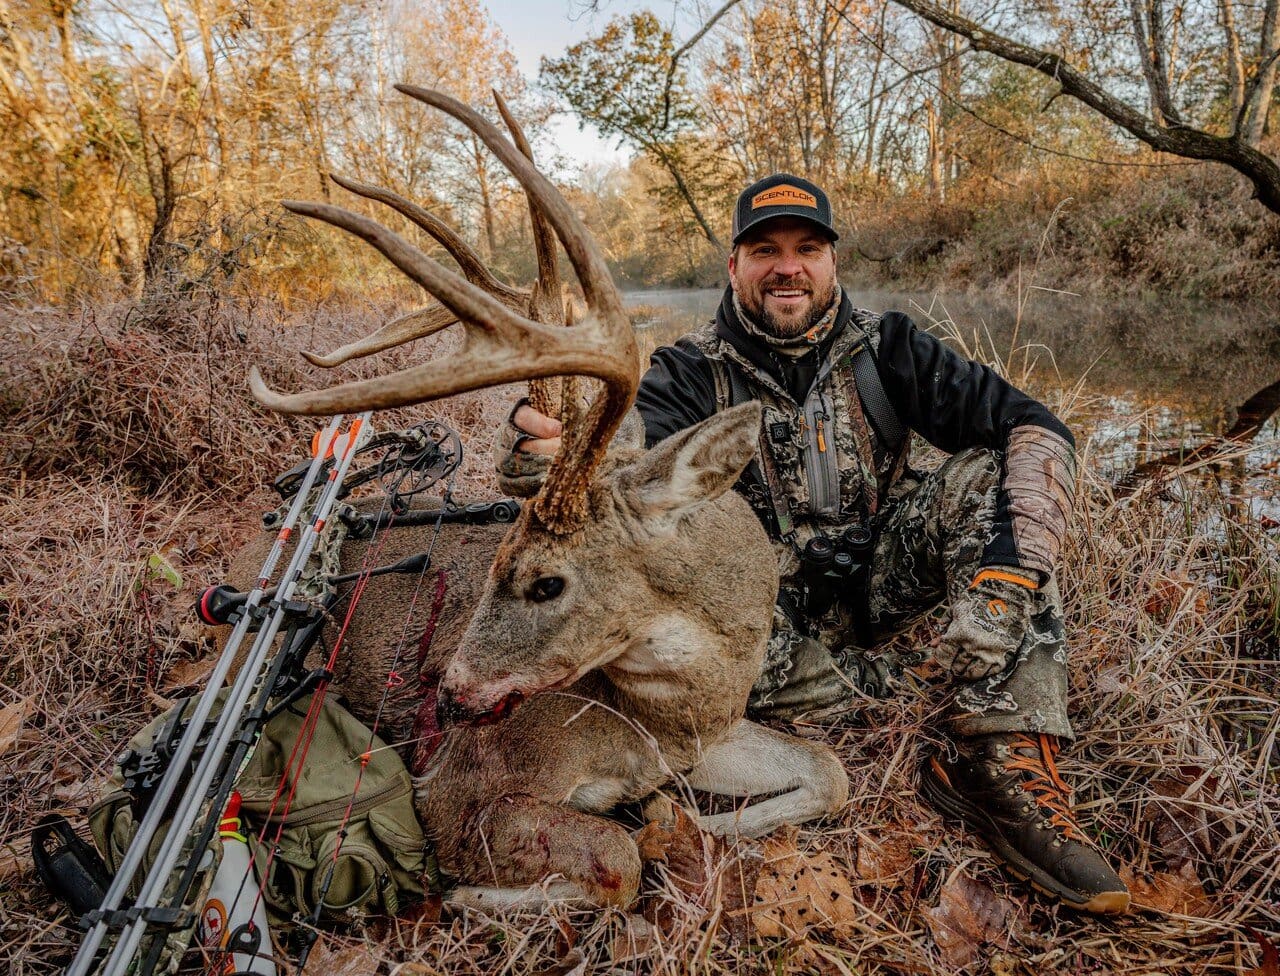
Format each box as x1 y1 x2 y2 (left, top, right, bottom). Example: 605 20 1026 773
499 173 1129 914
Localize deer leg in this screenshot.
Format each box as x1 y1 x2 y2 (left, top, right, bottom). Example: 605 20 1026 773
441 795 641 910
684 720 848 838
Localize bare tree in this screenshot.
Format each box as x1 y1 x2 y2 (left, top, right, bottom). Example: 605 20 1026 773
887 0 1280 213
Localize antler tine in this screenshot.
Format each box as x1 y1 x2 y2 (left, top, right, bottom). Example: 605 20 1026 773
492 90 560 314
329 173 521 302
299 174 528 368
255 200 633 432
396 85 638 532
300 304 459 368
493 89 564 419
394 86 630 358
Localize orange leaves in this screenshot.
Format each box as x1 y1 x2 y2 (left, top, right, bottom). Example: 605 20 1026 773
634 810 860 949
854 827 918 887
1143 572 1210 619
1120 863 1213 917
751 827 860 940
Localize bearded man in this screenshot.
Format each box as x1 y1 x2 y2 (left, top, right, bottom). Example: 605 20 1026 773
499 173 1130 914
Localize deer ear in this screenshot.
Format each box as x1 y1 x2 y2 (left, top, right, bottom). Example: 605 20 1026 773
616 402 761 526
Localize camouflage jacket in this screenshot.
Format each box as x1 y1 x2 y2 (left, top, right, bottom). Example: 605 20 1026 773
635 286 1077 590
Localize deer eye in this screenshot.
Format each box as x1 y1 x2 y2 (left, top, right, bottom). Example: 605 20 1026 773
526 576 565 602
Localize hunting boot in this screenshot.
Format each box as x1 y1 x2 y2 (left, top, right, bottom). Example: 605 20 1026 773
920 732 1130 914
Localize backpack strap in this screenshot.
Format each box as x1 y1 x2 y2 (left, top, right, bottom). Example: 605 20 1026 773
849 339 907 456
707 355 795 540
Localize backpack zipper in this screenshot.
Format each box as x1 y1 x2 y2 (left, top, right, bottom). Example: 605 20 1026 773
247 776 409 829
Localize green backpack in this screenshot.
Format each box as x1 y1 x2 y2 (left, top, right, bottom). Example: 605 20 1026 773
88 690 437 931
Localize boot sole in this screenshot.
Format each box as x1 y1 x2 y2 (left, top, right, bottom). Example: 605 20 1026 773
920 758 1131 915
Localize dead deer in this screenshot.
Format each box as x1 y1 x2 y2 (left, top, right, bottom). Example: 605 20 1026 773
232 86 848 910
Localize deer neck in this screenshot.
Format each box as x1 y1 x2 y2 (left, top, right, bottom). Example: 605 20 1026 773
597 612 763 744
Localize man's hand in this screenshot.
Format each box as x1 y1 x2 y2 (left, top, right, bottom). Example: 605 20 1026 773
493 400 561 497
512 404 562 455
937 567 1041 681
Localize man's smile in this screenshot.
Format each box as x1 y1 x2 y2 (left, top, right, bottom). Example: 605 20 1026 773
764 282 812 308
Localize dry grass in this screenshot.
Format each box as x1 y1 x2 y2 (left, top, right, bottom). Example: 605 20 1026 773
1 297 1277 975
849 159 1280 305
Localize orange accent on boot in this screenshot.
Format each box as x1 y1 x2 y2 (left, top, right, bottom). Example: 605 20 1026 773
1003 734 1086 842
970 568 1041 590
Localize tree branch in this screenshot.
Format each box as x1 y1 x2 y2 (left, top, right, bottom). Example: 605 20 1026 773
661 0 742 130
889 0 1280 214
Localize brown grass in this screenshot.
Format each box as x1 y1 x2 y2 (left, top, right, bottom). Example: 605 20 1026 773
849 159 1280 305
1 297 1277 975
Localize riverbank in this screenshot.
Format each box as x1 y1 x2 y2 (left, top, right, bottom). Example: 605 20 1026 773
631 159 1280 304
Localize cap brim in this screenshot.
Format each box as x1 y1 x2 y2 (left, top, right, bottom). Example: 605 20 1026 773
732 209 839 245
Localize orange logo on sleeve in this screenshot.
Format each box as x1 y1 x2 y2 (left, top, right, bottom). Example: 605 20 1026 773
986 598 1008 620
751 185 818 210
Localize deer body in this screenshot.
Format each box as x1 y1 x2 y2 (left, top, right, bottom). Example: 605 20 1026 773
236 87 849 909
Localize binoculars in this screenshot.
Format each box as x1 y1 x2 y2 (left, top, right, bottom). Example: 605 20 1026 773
798 524 874 621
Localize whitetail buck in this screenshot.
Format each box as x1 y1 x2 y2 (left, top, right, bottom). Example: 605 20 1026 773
232 86 848 909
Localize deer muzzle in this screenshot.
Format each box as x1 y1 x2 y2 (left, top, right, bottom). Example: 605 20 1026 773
436 685 527 728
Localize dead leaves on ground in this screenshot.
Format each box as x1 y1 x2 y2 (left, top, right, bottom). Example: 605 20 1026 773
751 827 860 939
634 811 860 950
0 697 31 756
924 871 1018 971
1120 862 1213 917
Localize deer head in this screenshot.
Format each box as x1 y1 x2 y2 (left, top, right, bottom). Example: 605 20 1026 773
251 87 773 727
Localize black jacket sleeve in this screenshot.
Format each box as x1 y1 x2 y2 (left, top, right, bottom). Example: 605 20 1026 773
635 340 721 448
874 312 1077 577
874 311 1074 454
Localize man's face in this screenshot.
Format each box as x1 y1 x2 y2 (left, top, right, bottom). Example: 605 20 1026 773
729 217 838 339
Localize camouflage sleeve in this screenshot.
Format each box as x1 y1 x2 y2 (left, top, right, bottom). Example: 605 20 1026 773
998 425 1077 577
871 311 1077 578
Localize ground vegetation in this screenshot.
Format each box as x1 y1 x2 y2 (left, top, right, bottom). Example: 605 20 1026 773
1 297 1277 975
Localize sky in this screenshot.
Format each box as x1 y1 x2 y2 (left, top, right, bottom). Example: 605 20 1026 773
482 0 663 173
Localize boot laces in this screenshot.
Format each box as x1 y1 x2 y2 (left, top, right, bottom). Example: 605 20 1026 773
1003 734 1085 842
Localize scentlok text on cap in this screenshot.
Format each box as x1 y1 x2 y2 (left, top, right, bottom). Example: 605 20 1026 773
732 173 838 245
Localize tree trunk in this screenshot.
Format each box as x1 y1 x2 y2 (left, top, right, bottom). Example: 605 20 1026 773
653 146 725 253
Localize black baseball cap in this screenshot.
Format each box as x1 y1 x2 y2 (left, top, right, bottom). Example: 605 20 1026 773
731 173 838 245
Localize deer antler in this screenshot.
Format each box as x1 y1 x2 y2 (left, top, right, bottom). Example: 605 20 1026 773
250 87 639 533
300 174 527 368
491 88 576 422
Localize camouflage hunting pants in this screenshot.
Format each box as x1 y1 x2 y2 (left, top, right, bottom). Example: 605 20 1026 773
748 449 1073 740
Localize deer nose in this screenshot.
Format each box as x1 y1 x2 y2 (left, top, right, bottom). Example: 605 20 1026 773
436 686 470 728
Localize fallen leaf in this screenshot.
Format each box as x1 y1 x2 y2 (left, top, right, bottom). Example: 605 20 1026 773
302 935 373 976
637 804 711 894
0 698 31 757
146 550 184 589
636 804 713 931
1120 863 1212 916
752 827 859 939
1143 574 1209 619
161 655 218 691
0 847 28 884
854 829 917 887
1244 927 1280 976
718 843 763 946
533 949 587 976
553 916 579 957
925 871 1015 971
608 915 656 963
